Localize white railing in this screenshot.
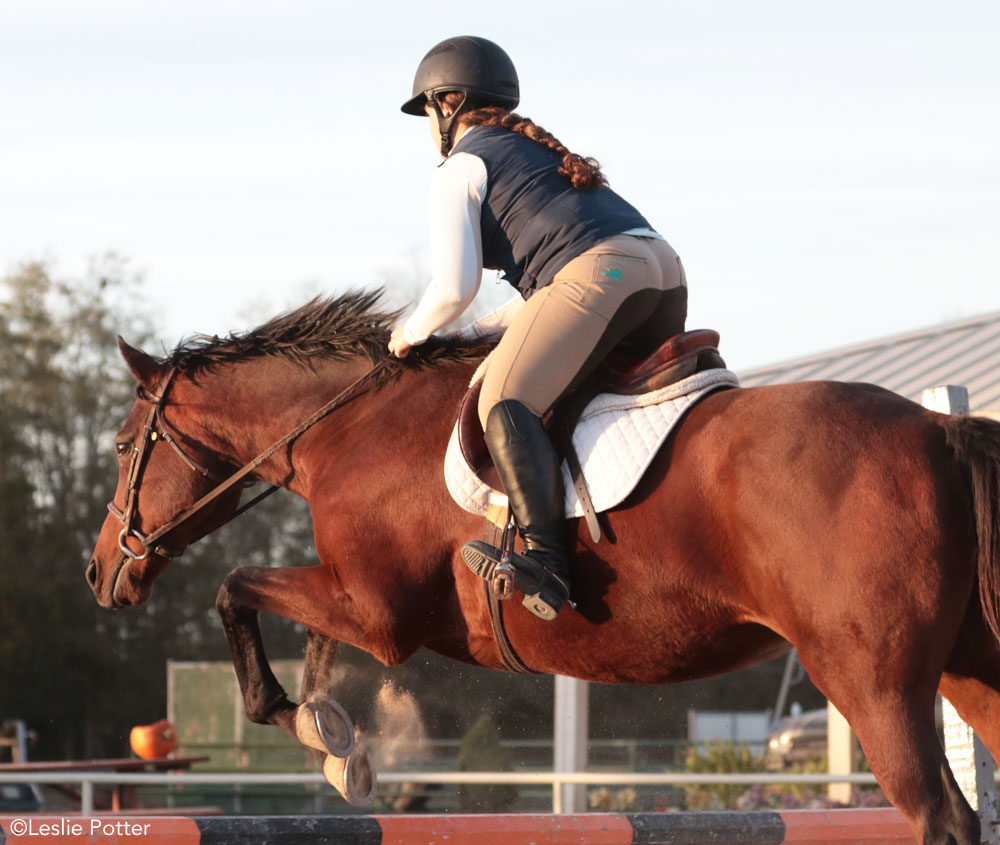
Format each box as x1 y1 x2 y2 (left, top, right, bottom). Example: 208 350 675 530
0 770 880 816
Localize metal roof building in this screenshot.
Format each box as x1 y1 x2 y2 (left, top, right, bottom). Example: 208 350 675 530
737 310 1000 419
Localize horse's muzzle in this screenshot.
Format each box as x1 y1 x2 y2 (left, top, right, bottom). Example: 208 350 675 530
86 557 113 608
85 557 99 590
87 554 134 609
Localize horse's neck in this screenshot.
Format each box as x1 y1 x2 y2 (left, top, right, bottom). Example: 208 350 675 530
182 358 371 491
187 356 471 497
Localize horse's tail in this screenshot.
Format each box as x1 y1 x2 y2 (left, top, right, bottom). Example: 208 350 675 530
945 414 1000 642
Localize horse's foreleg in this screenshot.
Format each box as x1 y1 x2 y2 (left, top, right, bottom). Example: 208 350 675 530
297 630 350 766
216 582 354 753
301 629 340 700
215 583 295 732
215 564 376 804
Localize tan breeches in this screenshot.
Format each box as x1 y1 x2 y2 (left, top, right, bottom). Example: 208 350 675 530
478 233 688 428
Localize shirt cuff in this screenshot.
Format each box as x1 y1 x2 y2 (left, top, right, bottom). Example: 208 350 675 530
402 322 429 346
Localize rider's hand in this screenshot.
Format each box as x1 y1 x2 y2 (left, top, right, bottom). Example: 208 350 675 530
388 325 412 358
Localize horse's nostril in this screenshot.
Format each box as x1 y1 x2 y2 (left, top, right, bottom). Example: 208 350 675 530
86 559 98 587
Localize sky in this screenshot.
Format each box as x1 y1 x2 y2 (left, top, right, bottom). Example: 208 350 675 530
1 0 997 372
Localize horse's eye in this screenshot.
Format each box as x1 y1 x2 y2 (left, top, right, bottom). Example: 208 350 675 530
115 442 132 457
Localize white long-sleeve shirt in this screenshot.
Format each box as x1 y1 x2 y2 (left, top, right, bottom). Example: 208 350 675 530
402 152 489 345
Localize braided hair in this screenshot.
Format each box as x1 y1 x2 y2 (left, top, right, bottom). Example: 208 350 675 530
438 92 607 191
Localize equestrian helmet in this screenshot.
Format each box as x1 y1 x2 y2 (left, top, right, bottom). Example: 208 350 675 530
400 35 519 116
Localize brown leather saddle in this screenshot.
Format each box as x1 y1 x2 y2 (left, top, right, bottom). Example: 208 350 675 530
457 328 726 493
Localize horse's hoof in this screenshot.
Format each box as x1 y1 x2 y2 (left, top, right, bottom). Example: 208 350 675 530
324 749 377 806
294 696 355 758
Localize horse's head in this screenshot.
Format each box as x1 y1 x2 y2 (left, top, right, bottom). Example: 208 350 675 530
86 339 244 609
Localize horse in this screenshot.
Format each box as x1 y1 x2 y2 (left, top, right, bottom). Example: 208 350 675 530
86 290 1000 844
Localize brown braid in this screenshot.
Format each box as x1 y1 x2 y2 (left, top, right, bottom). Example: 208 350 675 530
438 92 607 191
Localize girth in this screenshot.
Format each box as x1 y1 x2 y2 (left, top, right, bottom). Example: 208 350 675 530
479 509 536 674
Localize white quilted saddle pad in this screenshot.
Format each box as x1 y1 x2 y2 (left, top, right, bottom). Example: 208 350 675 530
444 368 740 518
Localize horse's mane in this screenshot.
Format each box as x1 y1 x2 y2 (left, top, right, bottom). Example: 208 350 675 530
161 289 490 375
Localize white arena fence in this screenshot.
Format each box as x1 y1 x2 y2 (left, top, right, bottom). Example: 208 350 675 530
0 769 880 816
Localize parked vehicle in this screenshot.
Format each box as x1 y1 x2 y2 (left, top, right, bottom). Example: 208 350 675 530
0 784 42 812
765 708 827 770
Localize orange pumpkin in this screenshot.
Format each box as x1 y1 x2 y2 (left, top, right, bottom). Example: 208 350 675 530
129 719 177 760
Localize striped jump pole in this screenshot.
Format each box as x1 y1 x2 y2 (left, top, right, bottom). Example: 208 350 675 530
1 809 918 844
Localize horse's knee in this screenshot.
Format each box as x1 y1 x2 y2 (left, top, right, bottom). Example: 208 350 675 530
216 568 249 619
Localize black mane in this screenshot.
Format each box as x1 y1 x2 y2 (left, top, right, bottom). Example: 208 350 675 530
161 289 489 374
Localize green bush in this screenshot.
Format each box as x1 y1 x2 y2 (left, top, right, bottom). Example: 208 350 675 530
682 742 888 810
683 740 765 810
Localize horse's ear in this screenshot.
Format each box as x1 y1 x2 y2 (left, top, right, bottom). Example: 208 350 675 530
118 336 162 387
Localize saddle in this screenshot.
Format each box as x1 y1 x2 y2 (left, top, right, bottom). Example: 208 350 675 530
457 328 726 494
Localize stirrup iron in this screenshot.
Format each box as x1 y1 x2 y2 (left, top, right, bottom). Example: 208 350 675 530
462 517 518 601
462 528 574 620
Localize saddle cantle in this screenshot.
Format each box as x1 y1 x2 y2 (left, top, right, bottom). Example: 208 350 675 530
457 329 726 492
595 328 724 395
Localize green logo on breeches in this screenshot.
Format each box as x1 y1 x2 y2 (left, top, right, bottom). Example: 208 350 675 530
603 268 624 282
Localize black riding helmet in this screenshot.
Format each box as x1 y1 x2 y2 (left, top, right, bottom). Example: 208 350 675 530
401 35 519 155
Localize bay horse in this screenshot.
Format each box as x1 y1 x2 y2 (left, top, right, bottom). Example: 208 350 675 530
87 291 1000 844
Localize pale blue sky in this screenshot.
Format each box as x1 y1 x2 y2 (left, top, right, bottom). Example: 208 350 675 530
2 0 997 370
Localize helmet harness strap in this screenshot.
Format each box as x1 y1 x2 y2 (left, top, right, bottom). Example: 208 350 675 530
429 90 469 157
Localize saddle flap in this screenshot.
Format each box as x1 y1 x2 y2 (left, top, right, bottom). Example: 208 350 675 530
458 380 502 491
446 365 740 520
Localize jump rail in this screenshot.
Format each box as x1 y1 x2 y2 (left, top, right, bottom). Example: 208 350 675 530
0 809 916 844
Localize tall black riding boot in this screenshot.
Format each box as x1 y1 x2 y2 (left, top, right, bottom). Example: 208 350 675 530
461 400 571 620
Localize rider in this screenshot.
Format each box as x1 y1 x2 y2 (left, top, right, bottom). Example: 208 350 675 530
388 35 688 620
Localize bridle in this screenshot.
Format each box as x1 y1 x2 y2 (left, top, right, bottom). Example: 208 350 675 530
108 368 212 560
107 360 388 563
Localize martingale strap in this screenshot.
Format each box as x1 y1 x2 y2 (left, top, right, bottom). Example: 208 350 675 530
482 503 536 675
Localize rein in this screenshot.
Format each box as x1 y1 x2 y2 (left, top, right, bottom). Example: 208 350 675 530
108 359 389 562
